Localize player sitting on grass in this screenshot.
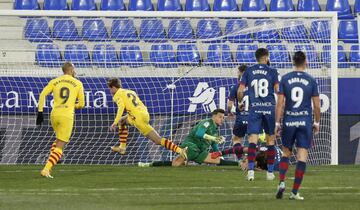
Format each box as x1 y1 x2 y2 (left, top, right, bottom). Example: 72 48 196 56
275 51 320 200
36 62 85 178
107 78 187 159
138 109 240 167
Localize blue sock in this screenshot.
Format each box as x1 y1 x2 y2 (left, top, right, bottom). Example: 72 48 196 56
247 143 257 170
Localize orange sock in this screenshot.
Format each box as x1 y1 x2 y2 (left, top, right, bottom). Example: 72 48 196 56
44 147 63 171
119 124 128 148
160 138 181 153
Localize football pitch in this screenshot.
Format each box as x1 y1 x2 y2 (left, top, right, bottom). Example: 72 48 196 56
0 165 359 210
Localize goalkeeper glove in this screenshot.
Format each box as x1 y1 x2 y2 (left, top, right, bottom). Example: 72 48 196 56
215 136 226 144
36 112 44 125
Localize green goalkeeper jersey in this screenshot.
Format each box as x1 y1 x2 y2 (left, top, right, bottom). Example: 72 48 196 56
183 118 219 152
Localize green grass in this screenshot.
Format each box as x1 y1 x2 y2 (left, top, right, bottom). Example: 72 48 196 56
0 165 359 210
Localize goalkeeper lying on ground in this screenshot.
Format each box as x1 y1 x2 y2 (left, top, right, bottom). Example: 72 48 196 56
139 109 240 167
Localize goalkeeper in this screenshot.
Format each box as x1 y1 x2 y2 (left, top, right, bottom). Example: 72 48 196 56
140 109 240 167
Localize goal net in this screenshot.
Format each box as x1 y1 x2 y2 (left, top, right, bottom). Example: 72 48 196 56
0 10 338 165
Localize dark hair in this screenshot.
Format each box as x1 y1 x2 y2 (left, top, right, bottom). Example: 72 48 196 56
255 48 269 62
255 151 267 170
107 78 122 88
238 64 247 73
293 51 306 67
212 108 225 115
62 62 74 73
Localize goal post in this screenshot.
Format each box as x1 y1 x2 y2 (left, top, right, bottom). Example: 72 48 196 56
0 10 338 165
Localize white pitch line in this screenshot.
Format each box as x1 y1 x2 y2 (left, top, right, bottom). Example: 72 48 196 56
1 192 360 197
0 186 357 193
0 169 88 173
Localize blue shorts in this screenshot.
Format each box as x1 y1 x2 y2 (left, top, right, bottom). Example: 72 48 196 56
247 108 275 135
281 118 313 150
233 114 248 138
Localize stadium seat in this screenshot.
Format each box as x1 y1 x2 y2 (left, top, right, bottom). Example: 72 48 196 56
267 45 291 68
310 20 331 43
128 0 154 10
111 19 139 42
213 0 239 11
269 0 294 11
294 45 320 68
206 44 233 68
225 19 252 43
140 19 166 42
53 19 80 41
14 0 39 10
44 0 68 10
326 0 353 19
150 44 177 68
119 45 144 67
297 0 320 11
176 44 201 65
24 19 52 42
101 0 126 10
157 0 182 11
196 19 222 43
241 0 267 11
185 0 210 11
72 0 96 10
338 20 358 43
64 44 91 67
321 45 348 68
82 19 109 41
168 20 193 41
281 20 309 43
92 44 120 68
253 20 281 43
355 0 360 15
349 45 360 68
36 44 62 67
236 45 258 65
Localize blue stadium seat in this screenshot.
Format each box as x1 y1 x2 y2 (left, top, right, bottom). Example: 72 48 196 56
236 45 258 65
269 0 294 11
157 0 182 11
44 0 68 10
25 19 52 42
128 0 154 10
140 19 166 42
119 45 144 67
253 20 281 43
297 0 320 11
326 0 353 19
282 20 309 43
111 19 139 42
82 19 109 41
225 20 252 43
64 44 91 68
294 45 320 68
101 0 126 10
206 44 233 68
72 0 96 10
355 0 360 15
196 19 222 43
349 45 360 68
14 0 39 10
185 0 210 11
241 0 267 11
176 44 201 65
168 19 193 41
36 44 62 67
213 0 239 11
53 19 80 41
92 44 120 68
310 20 330 43
267 45 291 68
321 45 348 68
338 20 358 43
150 44 177 68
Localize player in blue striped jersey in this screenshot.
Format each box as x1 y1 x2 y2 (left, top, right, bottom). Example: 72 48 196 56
237 48 280 181
275 51 321 200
